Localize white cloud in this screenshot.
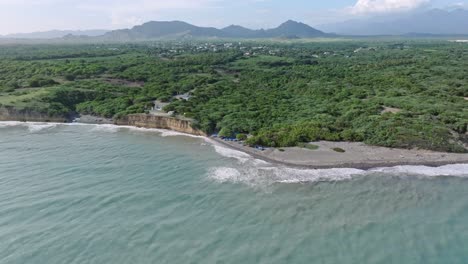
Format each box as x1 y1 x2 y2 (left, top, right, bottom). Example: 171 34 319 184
349 0 430 15
0 0 69 5
77 0 221 27
449 2 468 9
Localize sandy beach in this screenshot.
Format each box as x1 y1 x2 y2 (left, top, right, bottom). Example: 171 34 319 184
213 138 468 169
68 117 468 169
3 116 467 170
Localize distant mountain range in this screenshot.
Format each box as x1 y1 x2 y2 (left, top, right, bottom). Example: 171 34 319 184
0 30 110 39
2 9 468 41
318 9 468 35
101 20 329 40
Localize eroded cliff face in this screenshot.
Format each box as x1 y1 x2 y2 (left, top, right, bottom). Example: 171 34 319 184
0 109 206 137
0 107 69 123
115 114 206 136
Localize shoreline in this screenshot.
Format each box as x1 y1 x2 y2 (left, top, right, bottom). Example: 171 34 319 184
1 119 467 170
211 138 468 170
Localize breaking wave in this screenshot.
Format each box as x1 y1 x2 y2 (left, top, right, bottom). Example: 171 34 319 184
207 163 468 185
124 125 206 139
209 141 468 185
2 121 467 185
370 164 468 177
208 166 365 185
90 124 121 133
0 121 206 139
0 121 58 132
212 144 252 163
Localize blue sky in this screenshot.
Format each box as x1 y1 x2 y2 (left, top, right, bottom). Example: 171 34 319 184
0 0 465 34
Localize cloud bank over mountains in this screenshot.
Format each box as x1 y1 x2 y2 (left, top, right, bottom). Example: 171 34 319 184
349 0 431 14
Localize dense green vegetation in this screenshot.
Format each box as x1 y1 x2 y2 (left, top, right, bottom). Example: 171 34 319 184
0 40 467 152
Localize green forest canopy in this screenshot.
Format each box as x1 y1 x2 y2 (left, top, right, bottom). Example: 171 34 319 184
0 40 467 152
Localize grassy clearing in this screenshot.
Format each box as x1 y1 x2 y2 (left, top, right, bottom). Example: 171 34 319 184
0 88 50 109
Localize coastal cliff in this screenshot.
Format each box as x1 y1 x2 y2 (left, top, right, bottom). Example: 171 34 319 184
115 114 206 136
0 107 206 136
0 107 69 123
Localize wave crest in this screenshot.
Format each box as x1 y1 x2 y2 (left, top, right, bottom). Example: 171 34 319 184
90 124 121 133
208 163 468 186
208 164 366 185
0 121 57 132
213 144 251 163
370 164 468 177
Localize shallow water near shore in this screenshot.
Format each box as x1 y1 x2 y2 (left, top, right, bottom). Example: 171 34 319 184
1 122 468 264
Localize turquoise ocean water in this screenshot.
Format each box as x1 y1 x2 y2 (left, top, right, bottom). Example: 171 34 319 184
0 122 467 264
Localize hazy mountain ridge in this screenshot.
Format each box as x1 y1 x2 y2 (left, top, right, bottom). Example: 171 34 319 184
319 9 468 35
102 20 329 40
3 9 467 41
0 29 110 39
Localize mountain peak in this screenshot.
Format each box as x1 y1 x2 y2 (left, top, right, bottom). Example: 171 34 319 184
140 20 187 26
283 19 300 24
223 25 249 30
272 20 325 37
279 20 306 27
102 20 327 40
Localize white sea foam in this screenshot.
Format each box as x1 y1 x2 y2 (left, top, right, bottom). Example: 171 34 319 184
0 121 206 139
159 130 191 137
123 126 207 140
158 129 207 139
0 121 23 128
209 167 243 183
207 138 468 185
370 164 468 177
272 167 366 183
90 124 121 133
27 123 57 133
212 144 251 163
125 126 162 133
207 164 366 185
207 163 468 185
0 121 58 132
252 158 271 166
87 124 187 136
209 141 368 184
